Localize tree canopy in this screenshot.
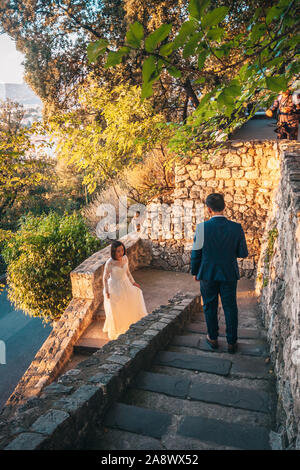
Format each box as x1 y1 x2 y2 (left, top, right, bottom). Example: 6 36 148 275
88 0 300 154
0 0 187 120
0 1 283 123
47 78 173 194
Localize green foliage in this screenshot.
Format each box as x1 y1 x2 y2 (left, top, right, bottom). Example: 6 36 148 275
87 0 300 155
87 39 109 64
126 21 144 48
48 78 173 194
145 24 173 52
1 211 104 323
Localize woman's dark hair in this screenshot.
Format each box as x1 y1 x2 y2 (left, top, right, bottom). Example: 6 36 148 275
205 193 225 212
111 240 126 260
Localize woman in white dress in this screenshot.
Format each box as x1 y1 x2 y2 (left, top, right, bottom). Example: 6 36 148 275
102 240 148 340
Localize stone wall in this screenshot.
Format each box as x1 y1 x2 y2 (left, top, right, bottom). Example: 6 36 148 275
5 233 152 410
0 292 200 450
148 140 280 278
255 141 300 449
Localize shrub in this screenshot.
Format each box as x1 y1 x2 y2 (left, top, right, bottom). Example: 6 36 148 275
2 210 105 323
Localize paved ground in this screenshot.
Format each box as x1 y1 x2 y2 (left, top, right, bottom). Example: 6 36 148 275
232 117 278 140
0 288 52 412
61 269 277 450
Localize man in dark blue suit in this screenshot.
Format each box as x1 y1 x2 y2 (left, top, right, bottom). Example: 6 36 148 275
191 193 248 353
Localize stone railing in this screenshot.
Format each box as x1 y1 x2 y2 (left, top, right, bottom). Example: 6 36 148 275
148 140 280 277
0 292 201 450
256 141 300 449
4 233 152 411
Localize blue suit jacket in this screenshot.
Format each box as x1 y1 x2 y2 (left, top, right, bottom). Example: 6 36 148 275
191 216 248 281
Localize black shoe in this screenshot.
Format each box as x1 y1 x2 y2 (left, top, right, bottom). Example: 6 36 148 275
227 343 238 354
206 335 219 350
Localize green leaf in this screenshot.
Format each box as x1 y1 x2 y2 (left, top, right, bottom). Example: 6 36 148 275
173 20 198 49
159 42 174 56
188 0 210 20
195 91 213 114
87 39 109 64
218 82 241 106
267 57 284 67
198 50 208 69
126 21 144 48
214 43 231 58
238 64 250 81
201 6 229 28
142 55 157 83
104 47 129 68
266 5 284 25
195 77 205 84
207 27 224 41
145 24 172 53
249 23 266 42
266 75 288 92
167 66 182 78
253 7 263 21
141 81 154 99
214 48 225 58
183 33 202 58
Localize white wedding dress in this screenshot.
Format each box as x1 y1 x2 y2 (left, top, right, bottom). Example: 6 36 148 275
102 254 148 340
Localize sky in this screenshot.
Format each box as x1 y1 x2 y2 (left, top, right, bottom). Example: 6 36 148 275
0 33 24 83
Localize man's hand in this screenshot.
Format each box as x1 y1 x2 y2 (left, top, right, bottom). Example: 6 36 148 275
106 292 110 299
133 282 141 289
194 275 199 281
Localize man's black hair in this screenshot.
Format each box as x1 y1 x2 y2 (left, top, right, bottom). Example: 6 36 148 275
205 193 225 212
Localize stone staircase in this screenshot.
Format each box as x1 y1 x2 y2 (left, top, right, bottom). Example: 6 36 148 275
83 280 277 450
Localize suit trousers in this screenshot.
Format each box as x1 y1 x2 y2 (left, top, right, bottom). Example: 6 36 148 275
200 279 238 345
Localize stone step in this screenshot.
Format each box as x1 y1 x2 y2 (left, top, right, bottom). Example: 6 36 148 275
177 415 271 450
186 322 261 339
167 343 273 377
171 334 268 357
192 304 258 318
230 355 274 379
131 371 271 413
88 427 164 450
73 345 100 355
153 351 232 376
103 402 172 439
122 386 272 430
131 371 190 399
103 399 271 450
188 380 271 413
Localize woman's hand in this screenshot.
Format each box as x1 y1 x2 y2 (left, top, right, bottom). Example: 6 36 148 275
133 282 141 289
106 292 110 299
